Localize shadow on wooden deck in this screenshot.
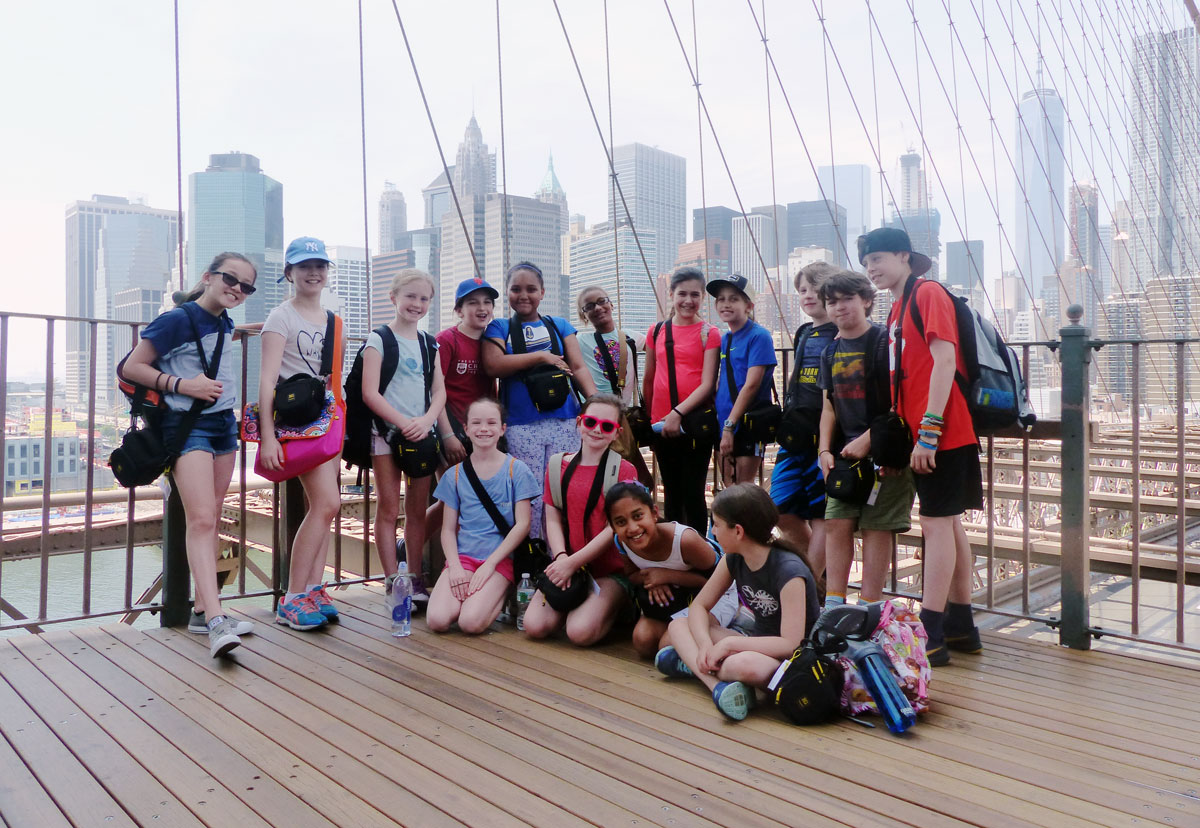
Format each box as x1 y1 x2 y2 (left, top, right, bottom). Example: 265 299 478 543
1 584 1197 827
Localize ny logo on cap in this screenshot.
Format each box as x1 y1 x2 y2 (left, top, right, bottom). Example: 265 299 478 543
305 242 319 252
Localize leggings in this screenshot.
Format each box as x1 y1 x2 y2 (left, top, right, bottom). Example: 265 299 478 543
505 417 580 540
653 436 715 534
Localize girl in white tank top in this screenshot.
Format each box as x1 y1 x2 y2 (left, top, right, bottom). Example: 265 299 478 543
605 483 738 658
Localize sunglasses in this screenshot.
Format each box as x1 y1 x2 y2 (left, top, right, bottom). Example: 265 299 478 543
216 271 256 296
580 415 620 434
582 296 611 314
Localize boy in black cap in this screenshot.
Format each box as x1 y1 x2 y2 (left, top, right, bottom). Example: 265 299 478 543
858 227 983 666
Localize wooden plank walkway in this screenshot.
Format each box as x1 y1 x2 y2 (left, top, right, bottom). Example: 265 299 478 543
2 585 1198 827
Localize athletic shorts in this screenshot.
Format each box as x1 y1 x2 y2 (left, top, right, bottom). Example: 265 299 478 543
448 554 515 584
914 443 984 517
770 446 826 520
824 468 915 532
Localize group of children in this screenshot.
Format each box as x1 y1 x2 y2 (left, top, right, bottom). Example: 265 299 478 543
131 226 982 722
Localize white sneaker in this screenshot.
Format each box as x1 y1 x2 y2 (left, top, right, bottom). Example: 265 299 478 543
207 616 242 658
190 610 253 636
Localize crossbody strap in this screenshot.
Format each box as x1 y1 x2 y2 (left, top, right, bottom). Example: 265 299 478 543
318 311 336 377
625 335 640 405
663 321 680 408
722 330 738 408
462 457 513 537
558 449 611 555
595 331 621 395
785 323 815 408
893 276 920 413
416 331 434 411
168 305 227 457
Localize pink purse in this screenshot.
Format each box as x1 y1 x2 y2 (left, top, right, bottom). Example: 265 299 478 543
245 315 346 482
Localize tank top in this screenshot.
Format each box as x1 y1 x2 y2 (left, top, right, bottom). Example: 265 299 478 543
622 522 695 571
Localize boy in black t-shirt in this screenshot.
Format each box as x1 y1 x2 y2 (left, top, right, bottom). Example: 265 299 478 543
817 271 915 609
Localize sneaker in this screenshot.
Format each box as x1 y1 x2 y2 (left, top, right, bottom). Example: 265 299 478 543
926 642 951 667
275 594 328 631
189 610 253 636
712 681 754 721
308 585 339 623
944 627 983 654
654 646 693 679
411 576 430 611
207 616 242 658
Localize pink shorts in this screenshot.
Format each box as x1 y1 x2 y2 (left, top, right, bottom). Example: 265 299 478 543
449 554 515 584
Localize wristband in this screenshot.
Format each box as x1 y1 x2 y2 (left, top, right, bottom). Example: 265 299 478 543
671 406 683 418
173 377 183 394
554 551 569 560
819 449 834 457
922 411 944 423
155 372 166 391
917 440 938 451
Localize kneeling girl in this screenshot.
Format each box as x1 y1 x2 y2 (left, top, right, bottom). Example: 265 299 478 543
523 394 638 645
427 398 539 634
661 484 821 721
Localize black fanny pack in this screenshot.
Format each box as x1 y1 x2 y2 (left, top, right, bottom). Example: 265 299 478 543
825 457 876 504
537 568 591 613
274 373 326 426
632 584 696 622
388 429 441 478
742 401 783 443
773 642 845 725
775 405 820 453
110 426 171 488
870 412 913 469
523 364 572 413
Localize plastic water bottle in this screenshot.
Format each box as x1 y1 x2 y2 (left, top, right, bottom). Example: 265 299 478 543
516 573 535 631
391 562 413 638
651 419 686 435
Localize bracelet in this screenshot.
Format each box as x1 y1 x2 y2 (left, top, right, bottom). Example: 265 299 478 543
922 411 944 423
154 372 166 392
173 377 183 394
671 406 683 417
554 551 569 560
917 440 938 451
819 449 834 457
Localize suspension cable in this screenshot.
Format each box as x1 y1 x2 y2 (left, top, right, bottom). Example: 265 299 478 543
495 0 510 273
357 0 372 329
603 0 624 338
760 1 786 334
173 0 184 291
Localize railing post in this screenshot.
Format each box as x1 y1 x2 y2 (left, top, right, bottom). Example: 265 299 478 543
278 477 306 597
1058 304 1092 650
160 479 190 627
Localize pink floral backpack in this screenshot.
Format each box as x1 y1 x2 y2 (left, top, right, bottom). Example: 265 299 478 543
835 599 932 717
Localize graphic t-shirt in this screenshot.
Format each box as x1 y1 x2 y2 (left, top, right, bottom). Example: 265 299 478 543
434 456 540 563
724 547 819 638
139 302 237 413
645 320 721 422
788 321 838 414
578 328 644 405
436 326 495 426
543 454 638 577
485 315 580 426
818 327 879 446
714 320 778 426
262 302 336 380
364 329 432 422
888 279 976 451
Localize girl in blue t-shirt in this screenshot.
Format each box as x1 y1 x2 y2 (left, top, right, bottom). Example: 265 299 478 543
361 268 447 610
707 276 778 486
427 398 538 634
482 261 597 540
120 252 257 658
659 484 821 721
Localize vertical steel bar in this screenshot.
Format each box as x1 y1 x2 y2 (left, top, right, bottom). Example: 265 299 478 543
334 477 343 584
271 482 282 609
363 467 371 581
1058 308 1092 650
0 316 8 604
1175 341 1186 644
238 340 248 595
82 322 98 615
1021 345 1031 616
1130 342 1141 637
38 320 54 620
161 477 190 627
123 325 139 611
985 434 995 610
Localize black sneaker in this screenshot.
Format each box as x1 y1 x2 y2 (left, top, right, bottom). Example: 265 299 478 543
926 641 951 667
944 627 983 654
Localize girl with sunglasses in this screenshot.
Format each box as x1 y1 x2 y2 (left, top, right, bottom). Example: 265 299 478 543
483 262 597 541
120 252 258 658
522 394 639 645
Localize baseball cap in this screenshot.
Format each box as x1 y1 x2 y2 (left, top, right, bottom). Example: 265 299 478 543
705 273 757 303
856 227 932 277
285 237 333 266
454 277 499 306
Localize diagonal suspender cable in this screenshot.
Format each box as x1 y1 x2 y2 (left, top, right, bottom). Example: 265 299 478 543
759 1 788 338
495 0 510 272
173 0 184 290
357 0 372 329
388 0 481 279
692 0 710 287
660 0 791 345
549 0 663 315
603 0 624 337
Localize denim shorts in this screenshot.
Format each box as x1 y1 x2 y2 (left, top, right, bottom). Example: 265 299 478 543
161 409 238 457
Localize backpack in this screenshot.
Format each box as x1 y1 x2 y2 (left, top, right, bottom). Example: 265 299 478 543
343 326 436 473
903 278 1036 434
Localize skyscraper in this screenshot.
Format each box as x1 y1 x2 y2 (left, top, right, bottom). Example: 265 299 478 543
484 194 563 318
570 221 660 335
533 154 569 237
1015 72 1066 300
945 240 984 291
607 143 686 278
379 182 408 253
731 212 777 290
786 200 849 267
188 151 285 401
817 163 872 239
1128 28 1200 286
691 205 738 277
327 245 370 369
889 151 942 281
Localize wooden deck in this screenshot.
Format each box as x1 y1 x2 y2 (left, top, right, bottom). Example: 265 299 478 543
2 586 1198 828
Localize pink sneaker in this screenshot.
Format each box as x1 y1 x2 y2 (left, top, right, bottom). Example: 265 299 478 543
307 584 339 622
275 594 327 630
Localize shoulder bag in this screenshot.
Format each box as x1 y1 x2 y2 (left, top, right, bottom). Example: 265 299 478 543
509 315 572 413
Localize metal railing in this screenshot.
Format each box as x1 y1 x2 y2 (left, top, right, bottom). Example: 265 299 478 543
2 308 1198 654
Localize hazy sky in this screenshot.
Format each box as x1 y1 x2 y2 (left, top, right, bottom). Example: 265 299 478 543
1 0 1190 378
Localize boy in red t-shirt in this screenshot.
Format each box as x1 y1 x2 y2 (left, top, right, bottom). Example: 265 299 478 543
859 227 983 667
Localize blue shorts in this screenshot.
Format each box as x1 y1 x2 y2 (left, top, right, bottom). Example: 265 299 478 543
162 409 238 457
770 446 826 520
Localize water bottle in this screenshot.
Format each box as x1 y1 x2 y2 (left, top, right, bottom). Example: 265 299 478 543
391 562 413 638
515 573 535 631
652 419 685 435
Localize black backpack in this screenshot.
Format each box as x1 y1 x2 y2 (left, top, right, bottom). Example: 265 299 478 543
903 277 1036 434
342 326 436 473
